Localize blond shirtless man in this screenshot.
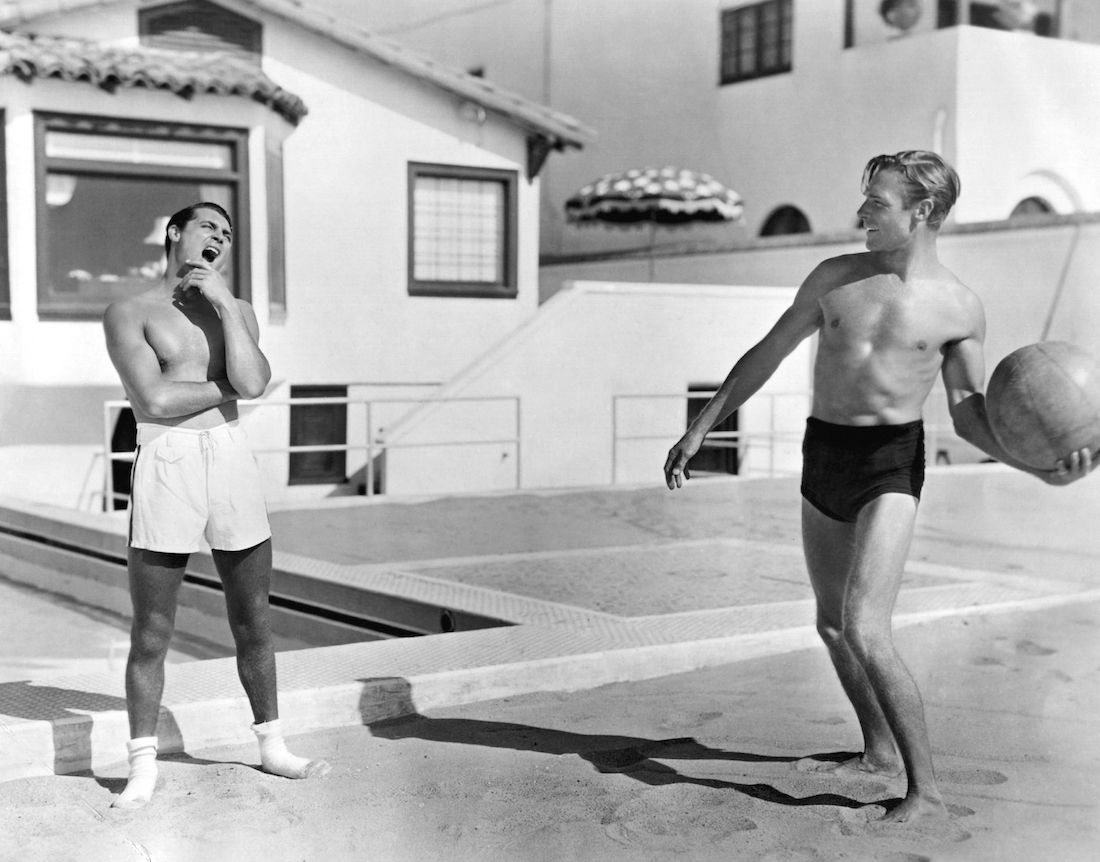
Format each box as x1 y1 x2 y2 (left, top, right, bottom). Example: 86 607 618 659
664 152 1092 823
104 202 328 809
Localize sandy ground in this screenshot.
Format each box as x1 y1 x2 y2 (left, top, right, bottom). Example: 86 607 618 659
3 597 1098 862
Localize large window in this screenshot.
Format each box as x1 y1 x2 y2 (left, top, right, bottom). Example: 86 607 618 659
36 114 249 319
407 162 518 299
720 0 793 85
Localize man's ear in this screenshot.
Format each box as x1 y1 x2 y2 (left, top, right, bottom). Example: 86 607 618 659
915 199 934 222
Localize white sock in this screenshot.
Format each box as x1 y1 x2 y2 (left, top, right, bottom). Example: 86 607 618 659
252 719 331 779
111 737 158 809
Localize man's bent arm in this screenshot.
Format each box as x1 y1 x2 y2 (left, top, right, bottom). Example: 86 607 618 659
218 299 270 400
944 335 1091 483
664 264 826 488
103 303 238 420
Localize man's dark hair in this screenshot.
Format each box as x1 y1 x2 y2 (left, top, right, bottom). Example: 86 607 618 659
164 202 233 255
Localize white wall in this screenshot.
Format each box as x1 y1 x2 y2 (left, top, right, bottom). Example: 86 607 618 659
257 12 543 386
540 218 1100 372
380 281 812 493
349 1 1100 262
954 27 1100 221
0 1 551 484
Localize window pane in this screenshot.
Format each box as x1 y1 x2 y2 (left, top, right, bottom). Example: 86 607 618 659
289 386 347 484
738 8 758 76
413 176 504 283
43 173 236 304
761 2 780 70
780 0 793 66
46 131 233 170
720 10 739 81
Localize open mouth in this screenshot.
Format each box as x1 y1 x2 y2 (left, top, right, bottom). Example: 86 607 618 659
201 246 220 262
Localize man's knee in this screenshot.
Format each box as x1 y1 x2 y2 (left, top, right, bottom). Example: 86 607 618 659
842 618 892 662
227 605 272 651
129 618 174 661
816 615 845 649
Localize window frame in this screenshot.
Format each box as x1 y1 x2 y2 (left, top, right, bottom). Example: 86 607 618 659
0 112 8 321
407 161 519 300
34 112 251 320
719 0 793 86
288 385 348 486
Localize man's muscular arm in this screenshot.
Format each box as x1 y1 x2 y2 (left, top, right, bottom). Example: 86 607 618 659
103 301 237 420
943 304 1091 484
178 260 270 399
663 256 832 489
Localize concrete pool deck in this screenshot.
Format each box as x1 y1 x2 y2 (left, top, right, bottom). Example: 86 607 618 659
1 466 1098 860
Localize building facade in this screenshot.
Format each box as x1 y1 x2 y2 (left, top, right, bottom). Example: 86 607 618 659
341 0 1100 261
0 0 590 504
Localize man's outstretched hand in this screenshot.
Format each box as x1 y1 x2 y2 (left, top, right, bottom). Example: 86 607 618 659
664 435 700 490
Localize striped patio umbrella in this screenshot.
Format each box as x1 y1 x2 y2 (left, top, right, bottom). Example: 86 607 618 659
565 166 744 226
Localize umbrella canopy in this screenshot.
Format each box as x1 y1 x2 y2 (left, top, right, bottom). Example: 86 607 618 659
565 166 744 226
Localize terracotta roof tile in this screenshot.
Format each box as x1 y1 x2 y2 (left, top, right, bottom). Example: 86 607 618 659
0 29 307 124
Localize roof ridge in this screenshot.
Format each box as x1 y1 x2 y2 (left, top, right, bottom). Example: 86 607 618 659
1 0 594 147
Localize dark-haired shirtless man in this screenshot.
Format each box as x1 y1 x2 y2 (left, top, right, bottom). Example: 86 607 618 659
104 203 329 809
665 152 1092 823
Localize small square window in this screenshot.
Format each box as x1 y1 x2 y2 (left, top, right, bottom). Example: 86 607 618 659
720 0 793 85
407 162 518 299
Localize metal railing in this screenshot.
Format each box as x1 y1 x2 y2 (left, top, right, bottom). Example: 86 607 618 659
610 391 972 484
102 394 521 510
611 391 808 483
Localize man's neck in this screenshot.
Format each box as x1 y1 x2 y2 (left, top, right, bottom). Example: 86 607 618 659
872 233 940 282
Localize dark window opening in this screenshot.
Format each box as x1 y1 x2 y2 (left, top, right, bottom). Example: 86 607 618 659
139 0 263 62
1010 197 1054 218
760 205 811 236
937 0 1049 33
687 385 739 476
720 0 793 85
289 385 348 485
35 113 249 320
110 407 137 511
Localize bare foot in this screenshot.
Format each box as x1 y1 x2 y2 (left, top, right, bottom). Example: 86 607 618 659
795 753 903 778
878 792 948 824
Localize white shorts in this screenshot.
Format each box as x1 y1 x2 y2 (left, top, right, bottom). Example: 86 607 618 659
128 421 271 554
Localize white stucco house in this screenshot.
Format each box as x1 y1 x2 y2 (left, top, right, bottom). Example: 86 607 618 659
343 0 1100 262
0 0 596 505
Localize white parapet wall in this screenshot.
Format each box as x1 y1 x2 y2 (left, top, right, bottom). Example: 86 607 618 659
380 281 813 494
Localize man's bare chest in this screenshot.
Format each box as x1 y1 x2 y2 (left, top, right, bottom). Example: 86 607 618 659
144 301 225 376
820 282 952 355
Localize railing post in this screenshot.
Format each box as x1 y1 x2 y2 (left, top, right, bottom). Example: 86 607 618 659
103 401 114 513
365 400 374 497
611 395 618 485
514 396 522 490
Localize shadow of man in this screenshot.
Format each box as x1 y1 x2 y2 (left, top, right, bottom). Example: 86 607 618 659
367 712 889 812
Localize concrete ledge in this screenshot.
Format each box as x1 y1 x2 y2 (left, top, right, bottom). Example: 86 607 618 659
6 581 1099 784
0 622 823 782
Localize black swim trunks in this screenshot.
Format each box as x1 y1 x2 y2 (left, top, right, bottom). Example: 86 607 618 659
801 417 926 523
